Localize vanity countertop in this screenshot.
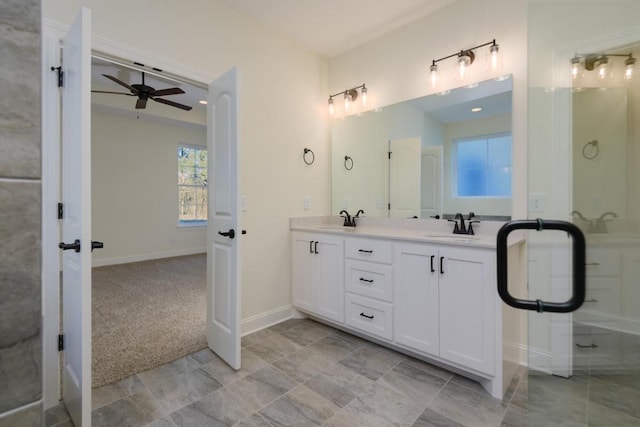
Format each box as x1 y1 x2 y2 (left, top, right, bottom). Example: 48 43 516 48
290 216 525 249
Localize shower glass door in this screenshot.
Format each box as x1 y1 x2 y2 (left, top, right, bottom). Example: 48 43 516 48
523 1 640 425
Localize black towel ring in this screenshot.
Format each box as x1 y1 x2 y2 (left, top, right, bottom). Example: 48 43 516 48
303 148 315 165
344 155 353 170
582 139 599 160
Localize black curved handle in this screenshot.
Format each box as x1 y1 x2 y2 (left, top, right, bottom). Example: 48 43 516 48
59 239 81 252
218 229 235 239
314 241 319 254
440 256 444 274
497 219 586 313
430 255 435 273
359 312 374 319
359 278 374 283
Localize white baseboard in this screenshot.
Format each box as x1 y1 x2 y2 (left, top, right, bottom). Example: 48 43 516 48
92 248 206 267
241 305 295 336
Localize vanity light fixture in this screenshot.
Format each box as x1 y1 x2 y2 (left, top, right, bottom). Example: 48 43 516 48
471 107 483 112
570 52 636 81
328 84 367 115
429 39 500 91
199 100 208 105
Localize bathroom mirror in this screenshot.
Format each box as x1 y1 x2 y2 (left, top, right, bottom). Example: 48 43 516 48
331 77 512 219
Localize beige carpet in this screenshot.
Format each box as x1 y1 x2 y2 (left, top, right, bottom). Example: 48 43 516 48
92 254 207 388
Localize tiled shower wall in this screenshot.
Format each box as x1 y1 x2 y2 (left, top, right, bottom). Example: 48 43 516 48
0 0 43 426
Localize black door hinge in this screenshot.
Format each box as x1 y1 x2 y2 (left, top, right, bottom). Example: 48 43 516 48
58 334 64 351
388 203 391 210
58 202 64 220
51 66 63 87
388 152 392 159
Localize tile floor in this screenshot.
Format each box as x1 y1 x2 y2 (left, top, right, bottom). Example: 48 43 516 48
44 318 637 426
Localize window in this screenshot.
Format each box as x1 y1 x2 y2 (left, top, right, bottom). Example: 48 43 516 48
455 133 511 197
178 146 208 226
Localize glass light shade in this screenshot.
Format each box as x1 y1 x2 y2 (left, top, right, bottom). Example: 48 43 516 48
597 58 608 80
489 44 500 71
571 58 580 80
625 57 636 80
430 64 438 89
458 54 472 82
344 92 352 111
361 87 367 108
328 98 334 115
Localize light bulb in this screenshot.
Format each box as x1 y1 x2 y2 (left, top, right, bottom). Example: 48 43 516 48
344 91 352 111
625 57 636 80
489 43 499 71
361 86 367 108
571 57 581 80
328 97 334 115
458 53 472 82
430 63 438 89
597 57 608 80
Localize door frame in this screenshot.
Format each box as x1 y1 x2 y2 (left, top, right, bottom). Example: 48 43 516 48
41 18 222 409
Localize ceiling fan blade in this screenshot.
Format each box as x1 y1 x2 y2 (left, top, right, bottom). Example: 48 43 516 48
151 87 185 97
152 97 193 111
91 90 135 96
102 74 137 93
135 98 148 109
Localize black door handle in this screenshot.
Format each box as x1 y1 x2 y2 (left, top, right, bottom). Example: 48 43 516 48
218 229 235 239
496 219 586 313
91 241 104 252
314 241 319 254
59 239 81 252
440 256 444 274
309 241 314 253
430 255 435 273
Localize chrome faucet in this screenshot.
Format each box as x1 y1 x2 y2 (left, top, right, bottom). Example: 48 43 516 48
592 211 617 234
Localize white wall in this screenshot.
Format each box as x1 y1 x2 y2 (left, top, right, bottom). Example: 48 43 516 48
91 108 207 266
45 0 329 321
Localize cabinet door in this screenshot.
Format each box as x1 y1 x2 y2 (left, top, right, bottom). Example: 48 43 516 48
439 247 495 375
315 236 345 323
291 233 315 312
393 242 440 355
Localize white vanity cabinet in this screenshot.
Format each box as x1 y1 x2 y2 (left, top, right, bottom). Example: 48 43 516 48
394 242 496 375
344 237 394 340
291 232 344 323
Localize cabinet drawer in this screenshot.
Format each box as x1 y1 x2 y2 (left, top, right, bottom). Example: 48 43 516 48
585 249 621 277
345 260 393 302
345 293 393 340
345 237 392 264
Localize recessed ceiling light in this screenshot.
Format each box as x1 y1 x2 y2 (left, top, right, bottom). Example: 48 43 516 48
471 107 482 112
199 100 208 105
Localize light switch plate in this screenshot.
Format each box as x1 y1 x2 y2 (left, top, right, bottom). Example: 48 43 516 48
529 193 545 212
241 195 248 211
303 196 311 210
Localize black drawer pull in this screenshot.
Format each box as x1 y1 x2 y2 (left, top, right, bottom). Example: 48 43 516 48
576 343 598 349
358 249 373 253
359 278 374 283
359 312 374 319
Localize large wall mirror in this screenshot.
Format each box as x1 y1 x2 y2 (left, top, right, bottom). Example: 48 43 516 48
331 77 513 220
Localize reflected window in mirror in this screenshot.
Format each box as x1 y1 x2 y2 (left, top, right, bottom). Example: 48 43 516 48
454 133 512 197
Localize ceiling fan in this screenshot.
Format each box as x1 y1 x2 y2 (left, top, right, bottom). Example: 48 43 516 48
92 72 193 111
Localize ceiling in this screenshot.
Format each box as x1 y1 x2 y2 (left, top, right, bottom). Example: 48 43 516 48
219 0 460 57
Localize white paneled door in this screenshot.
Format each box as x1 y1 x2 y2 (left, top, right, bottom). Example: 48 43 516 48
389 137 421 218
60 8 92 426
207 68 241 369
